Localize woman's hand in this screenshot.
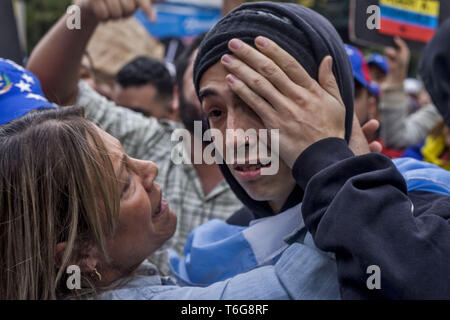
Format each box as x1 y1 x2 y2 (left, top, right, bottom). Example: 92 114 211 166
220 36 346 168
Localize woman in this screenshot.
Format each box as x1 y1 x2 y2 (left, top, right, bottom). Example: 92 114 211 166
0 107 338 299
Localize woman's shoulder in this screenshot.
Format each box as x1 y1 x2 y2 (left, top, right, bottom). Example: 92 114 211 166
96 260 179 300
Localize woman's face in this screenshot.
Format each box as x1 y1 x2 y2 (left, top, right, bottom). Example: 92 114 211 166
95 127 177 276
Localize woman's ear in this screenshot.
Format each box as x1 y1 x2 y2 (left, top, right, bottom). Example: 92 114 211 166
54 241 100 274
55 242 68 269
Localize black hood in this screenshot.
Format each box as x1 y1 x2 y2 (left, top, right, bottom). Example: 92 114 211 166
194 2 354 219
419 18 450 127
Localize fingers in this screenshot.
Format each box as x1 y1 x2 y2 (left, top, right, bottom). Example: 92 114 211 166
393 37 408 53
225 74 276 125
368 141 383 153
253 36 317 90
120 0 137 16
220 53 299 110
105 0 123 19
225 39 300 97
384 46 397 60
318 56 343 104
348 113 371 156
137 0 156 21
361 119 380 141
363 119 382 153
91 0 109 21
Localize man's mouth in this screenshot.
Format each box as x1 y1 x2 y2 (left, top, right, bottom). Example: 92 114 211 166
232 160 271 181
233 160 271 172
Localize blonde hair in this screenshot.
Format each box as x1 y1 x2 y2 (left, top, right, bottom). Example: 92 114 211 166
0 107 120 299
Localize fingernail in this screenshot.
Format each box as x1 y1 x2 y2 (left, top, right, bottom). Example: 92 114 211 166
226 74 235 84
327 57 333 72
222 54 233 64
255 36 268 47
229 39 242 50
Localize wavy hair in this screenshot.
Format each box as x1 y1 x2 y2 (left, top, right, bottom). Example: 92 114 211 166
0 107 120 299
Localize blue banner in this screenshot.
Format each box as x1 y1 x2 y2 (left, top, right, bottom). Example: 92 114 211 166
135 2 221 39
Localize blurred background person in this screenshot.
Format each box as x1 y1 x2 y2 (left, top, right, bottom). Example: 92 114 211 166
403 78 432 114
378 37 441 149
113 56 177 121
402 18 450 171
403 121 450 170
345 44 404 158
367 53 389 85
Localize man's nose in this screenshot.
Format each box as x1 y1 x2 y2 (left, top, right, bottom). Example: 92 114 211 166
225 110 258 150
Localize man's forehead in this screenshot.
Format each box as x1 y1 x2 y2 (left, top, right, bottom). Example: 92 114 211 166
199 63 228 95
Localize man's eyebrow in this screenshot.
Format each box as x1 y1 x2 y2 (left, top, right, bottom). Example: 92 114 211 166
198 88 218 102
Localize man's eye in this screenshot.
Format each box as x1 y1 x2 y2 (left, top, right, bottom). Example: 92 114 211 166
208 110 223 118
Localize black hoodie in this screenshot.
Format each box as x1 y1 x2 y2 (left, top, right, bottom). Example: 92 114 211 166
420 18 450 128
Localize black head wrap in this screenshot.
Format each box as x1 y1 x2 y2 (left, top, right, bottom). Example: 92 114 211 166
419 18 450 127
193 2 354 222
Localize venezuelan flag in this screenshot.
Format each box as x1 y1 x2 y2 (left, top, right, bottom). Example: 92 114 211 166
379 0 440 43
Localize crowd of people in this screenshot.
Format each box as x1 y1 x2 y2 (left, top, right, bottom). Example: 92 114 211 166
0 0 449 300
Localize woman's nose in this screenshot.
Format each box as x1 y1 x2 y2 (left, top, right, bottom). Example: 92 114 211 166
133 158 158 192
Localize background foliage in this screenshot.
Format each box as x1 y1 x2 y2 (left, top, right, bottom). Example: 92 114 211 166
23 0 71 53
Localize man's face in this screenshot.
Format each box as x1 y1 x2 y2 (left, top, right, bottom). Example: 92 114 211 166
199 62 296 213
354 83 370 125
368 65 387 84
178 49 207 133
113 84 168 119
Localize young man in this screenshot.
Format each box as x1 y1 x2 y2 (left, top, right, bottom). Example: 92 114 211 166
27 0 242 275
175 2 450 299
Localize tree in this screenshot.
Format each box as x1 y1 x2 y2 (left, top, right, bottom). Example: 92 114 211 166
24 0 71 54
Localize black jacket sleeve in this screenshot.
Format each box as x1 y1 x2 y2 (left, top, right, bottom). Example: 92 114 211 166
292 137 450 299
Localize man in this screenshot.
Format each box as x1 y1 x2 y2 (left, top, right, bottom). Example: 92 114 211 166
113 56 177 120
345 44 403 158
28 0 242 275
345 44 378 126
366 53 389 85
173 1 450 299
378 37 441 149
